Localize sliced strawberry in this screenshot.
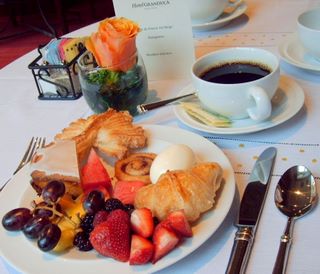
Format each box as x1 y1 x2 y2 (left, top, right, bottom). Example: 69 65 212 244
166 210 193 237
93 210 109 227
152 222 179 264
129 234 154 265
130 208 154 238
90 209 130 262
113 180 145 205
81 148 112 194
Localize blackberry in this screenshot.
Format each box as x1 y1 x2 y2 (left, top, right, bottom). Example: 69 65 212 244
73 231 93 251
80 214 94 233
123 204 135 214
104 198 124 212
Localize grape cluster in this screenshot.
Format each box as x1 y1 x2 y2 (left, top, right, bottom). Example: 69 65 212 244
2 183 137 254
2 180 66 252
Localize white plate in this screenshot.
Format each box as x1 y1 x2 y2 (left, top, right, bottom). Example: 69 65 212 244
192 1 247 31
0 125 235 274
278 33 320 73
173 75 304 135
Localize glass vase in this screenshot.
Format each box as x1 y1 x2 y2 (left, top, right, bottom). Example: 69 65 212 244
78 50 148 116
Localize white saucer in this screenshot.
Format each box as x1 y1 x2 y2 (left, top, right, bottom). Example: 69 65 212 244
278 33 320 73
192 1 247 31
173 75 305 135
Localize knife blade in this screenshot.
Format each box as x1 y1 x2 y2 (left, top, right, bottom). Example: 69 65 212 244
226 147 277 274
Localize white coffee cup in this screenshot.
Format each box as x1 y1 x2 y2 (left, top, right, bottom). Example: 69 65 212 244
187 0 229 24
191 47 280 121
297 7 320 60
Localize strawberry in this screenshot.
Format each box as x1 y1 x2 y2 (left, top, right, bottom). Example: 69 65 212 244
92 210 109 227
129 234 154 265
130 208 154 238
81 148 113 194
152 222 179 264
113 180 145 204
166 210 193 237
90 209 130 262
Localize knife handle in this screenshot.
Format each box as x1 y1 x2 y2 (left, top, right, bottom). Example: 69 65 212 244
226 227 254 274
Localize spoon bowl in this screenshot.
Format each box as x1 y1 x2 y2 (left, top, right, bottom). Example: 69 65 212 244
273 165 317 274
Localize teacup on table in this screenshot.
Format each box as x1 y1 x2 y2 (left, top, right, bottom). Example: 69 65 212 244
297 7 320 61
187 0 231 24
191 47 280 122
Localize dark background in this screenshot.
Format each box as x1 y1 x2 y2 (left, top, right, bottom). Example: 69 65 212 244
0 0 116 68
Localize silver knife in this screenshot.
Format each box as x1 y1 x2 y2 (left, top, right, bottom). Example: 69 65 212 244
226 147 277 274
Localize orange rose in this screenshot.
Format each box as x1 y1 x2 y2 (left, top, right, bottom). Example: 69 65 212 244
85 17 140 72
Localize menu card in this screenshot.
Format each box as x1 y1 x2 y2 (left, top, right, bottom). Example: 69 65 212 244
112 0 195 80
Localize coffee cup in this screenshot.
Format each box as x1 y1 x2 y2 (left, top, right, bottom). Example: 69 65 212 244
187 0 229 24
297 8 320 60
191 47 280 121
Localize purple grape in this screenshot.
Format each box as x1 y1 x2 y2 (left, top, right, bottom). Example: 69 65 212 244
37 223 61 251
23 216 51 239
33 202 62 219
2 208 32 231
83 190 105 214
33 202 53 218
41 181 65 204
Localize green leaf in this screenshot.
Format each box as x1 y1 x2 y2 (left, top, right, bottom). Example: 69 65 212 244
87 70 109 85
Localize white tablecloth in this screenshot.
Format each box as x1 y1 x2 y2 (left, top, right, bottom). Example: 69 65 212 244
1 1 320 273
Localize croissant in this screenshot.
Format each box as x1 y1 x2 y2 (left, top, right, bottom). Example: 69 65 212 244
55 109 147 163
134 162 223 222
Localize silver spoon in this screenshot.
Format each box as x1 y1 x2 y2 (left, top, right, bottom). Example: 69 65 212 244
273 165 317 274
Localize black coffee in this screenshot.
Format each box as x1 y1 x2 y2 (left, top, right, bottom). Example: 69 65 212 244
200 62 271 84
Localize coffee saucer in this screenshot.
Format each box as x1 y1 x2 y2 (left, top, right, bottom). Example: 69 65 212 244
192 1 247 31
278 33 320 73
173 75 304 135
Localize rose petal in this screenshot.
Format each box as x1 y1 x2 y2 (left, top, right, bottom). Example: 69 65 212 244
86 17 140 71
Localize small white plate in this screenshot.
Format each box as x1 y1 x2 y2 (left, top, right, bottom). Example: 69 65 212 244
0 125 235 274
173 75 305 135
192 1 247 31
278 33 320 73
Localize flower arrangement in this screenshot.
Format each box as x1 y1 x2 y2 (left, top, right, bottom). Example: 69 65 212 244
78 17 148 115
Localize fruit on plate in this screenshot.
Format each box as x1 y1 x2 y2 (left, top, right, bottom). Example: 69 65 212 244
165 209 193 238
83 190 105 214
93 210 109 227
53 227 76 252
73 231 93 251
58 194 86 230
129 234 154 265
90 209 131 262
37 223 62 251
2 208 33 231
113 180 145 205
130 208 154 238
81 148 112 195
152 222 180 264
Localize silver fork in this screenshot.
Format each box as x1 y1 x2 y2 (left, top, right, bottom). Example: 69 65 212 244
0 137 46 191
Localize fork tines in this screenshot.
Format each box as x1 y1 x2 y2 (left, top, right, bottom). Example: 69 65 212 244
13 137 46 175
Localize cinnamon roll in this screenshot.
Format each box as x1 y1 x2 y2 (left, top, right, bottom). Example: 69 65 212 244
115 153 156 184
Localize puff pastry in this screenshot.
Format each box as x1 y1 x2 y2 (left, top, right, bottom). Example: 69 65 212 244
55 109 147 163
134 162 223 222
